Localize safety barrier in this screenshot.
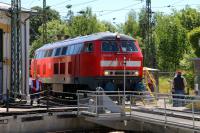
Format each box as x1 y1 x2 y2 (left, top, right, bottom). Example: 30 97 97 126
77 90 200 131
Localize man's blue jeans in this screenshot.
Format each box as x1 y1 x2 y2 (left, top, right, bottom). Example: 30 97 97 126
173 89 184 107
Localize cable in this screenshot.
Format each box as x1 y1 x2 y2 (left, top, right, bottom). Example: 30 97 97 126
98 1 143 17
49 0 71 8
51 0 98 7
72 0 98 7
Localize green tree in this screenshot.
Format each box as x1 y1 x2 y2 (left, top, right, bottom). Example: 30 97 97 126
124 10 139 37
30 6 61 43
188 27 200 57
30 20 68 57
155 14 188 71
68 7 106 37
101 21 116 32
178 6 200 31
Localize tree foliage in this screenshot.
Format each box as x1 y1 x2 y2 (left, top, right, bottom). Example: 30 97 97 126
188 27 200 57
124 10 139 37
30 6 60 43
67 7 107 37
155 14 188 71
30 20 68 57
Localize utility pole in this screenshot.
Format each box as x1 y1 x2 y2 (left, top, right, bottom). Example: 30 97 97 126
11 0 22 100
144 0 156 68
43 0 47 44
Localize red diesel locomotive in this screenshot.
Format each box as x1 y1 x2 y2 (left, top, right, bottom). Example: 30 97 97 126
30 32 143 95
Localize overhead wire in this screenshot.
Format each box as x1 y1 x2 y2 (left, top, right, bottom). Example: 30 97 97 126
98 1 144 17
51 0 98 8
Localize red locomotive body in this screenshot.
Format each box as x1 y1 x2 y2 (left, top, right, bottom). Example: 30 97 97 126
31 32 143 94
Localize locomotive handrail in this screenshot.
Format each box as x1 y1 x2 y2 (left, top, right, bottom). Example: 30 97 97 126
51 90 76 95
49 95 77 102
29 90 47 96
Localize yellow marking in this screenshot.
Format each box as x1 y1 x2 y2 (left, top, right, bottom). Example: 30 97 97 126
3 58 11 65
0 23 11 33
144 69 157 105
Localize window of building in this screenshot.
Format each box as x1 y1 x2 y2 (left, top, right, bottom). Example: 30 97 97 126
54 63 59 74
60 63 65 74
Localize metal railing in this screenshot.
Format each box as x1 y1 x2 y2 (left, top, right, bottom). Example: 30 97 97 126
77 90 200 130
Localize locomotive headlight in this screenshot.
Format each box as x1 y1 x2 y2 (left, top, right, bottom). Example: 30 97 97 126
104 71 109 76
135 71 139 76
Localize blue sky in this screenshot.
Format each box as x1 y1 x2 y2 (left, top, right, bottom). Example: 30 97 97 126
1 0 200 24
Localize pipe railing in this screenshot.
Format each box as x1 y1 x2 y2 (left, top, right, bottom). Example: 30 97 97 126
77 90 200 130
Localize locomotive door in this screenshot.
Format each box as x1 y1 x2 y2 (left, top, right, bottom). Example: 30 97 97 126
0 29 3 98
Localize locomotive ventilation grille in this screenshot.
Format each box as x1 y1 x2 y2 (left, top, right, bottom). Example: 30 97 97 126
104 70 139 76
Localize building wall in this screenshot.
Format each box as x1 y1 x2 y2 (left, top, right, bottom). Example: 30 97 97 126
0 10 30 99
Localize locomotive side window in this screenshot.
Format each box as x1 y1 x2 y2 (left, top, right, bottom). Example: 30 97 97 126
74 43 83 54
44 50 49 57
54 63 59 74
83 43 93 52
121 41 138 52
34 52 38 58
102 41 119 52
47 49 53 57
67 45 75 55
38 51 45 58
55 48 61 56
43 64 46 75
60 63 65 74
61 46 68 55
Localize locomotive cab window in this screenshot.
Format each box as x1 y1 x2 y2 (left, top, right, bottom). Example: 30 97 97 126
83 43 94 52
102 41 119 52
121 41 138 52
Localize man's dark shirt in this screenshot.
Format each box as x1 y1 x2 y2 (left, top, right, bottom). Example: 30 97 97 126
173 75 184 90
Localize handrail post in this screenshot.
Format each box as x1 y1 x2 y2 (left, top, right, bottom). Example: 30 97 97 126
6 88 9 112
96 94 98 117
192 101 195 129
77 91 80 116
46 86 49 111
130 95 131 116
164 98 167 125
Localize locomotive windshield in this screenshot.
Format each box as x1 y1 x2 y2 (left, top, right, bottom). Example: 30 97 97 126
102 40 138 52
102 41 119 52
121 41 138 52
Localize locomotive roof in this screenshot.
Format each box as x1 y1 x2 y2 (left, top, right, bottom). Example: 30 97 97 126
36 32 135 51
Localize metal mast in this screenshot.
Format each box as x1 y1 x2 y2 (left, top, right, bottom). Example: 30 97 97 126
145 0 155 68
11 0 22 99
43 0 47 44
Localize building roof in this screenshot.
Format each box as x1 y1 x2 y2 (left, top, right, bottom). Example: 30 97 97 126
37 32 135 51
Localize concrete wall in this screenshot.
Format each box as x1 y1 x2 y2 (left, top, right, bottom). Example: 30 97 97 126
0 112 101 133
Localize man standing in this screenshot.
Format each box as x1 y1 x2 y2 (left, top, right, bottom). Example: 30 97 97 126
172 71 187 107
30 75 42 106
